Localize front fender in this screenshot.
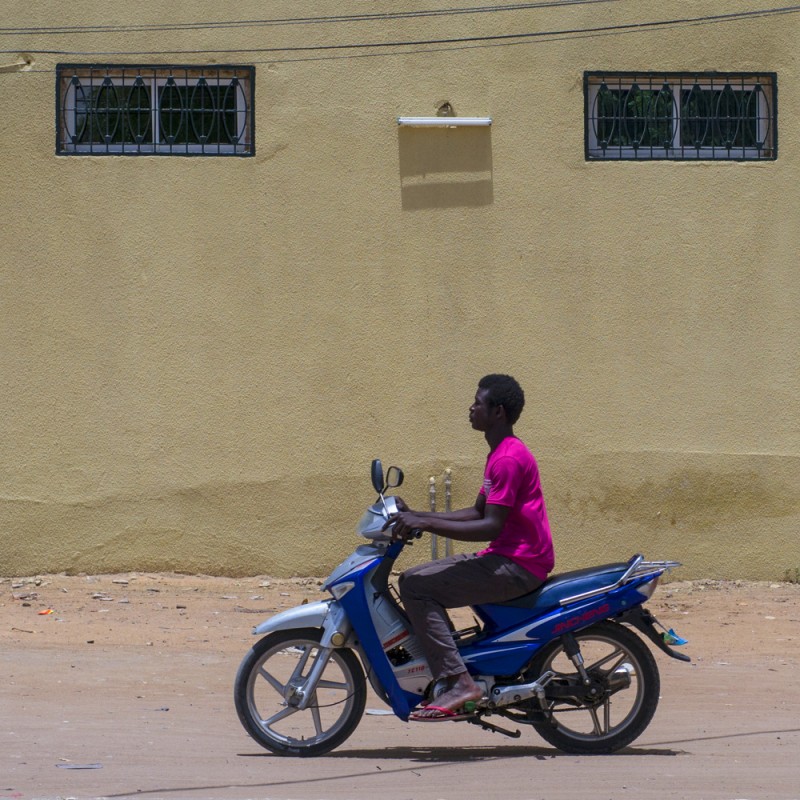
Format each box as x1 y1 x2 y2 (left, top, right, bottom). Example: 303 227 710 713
251 600 353 652
252 599 332 635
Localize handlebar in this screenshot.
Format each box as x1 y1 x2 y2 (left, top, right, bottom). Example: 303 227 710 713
384 519 423 541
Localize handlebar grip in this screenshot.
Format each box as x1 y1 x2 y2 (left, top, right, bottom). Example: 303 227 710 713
412 528 423 539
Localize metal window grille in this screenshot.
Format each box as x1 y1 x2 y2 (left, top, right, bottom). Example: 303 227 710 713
56 64 255 156
585 72 776 161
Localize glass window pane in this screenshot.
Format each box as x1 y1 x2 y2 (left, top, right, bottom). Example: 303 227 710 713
586 72 775 161
56 65 254 156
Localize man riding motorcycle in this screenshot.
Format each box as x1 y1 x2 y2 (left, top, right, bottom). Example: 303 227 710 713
387 374 555 721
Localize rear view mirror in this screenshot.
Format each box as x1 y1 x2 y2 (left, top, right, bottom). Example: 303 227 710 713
371 459 384 493
371 460 404 494
386 466 404 489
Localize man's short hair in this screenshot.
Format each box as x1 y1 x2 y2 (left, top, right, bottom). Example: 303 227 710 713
478 374 525 425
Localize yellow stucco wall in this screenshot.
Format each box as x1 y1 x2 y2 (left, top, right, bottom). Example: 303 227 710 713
1 1 798 580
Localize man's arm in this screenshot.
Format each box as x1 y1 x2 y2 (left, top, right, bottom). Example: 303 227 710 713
387 494 510 542
394 493 484 522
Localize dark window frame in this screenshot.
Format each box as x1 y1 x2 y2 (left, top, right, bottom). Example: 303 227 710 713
584 71 777 161
56 64 255 157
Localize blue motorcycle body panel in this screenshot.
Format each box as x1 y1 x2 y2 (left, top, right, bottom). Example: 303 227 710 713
338 578 422 718
461 577 655 675
323 543 666 720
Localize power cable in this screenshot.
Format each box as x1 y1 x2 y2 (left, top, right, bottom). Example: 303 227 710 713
2 4 798 57
0 2 618 36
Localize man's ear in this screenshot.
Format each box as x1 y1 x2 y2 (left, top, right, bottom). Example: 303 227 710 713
493 403 506 422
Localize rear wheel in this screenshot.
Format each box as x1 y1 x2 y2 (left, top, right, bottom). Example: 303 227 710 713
526 621 660 754
234 628 366 757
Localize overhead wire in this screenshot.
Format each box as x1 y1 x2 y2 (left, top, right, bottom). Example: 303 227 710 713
0 1 619 36
3 3 798 71
247 6 799 65
2 4 799 58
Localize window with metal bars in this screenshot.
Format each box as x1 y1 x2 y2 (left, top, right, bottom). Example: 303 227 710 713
56 65 255 156
585 72 776 161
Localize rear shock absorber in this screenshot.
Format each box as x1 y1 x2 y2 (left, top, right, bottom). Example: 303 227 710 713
561 632 602 703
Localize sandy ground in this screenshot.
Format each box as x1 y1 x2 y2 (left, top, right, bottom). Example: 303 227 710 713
1 571 799 800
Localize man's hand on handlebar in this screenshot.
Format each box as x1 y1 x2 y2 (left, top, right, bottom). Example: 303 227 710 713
383 510 425 541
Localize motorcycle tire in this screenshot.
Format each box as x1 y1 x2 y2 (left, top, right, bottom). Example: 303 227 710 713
525 620 660 754
234 627 367 757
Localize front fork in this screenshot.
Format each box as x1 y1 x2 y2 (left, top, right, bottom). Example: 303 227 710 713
290 645 335 711
289 603 353 711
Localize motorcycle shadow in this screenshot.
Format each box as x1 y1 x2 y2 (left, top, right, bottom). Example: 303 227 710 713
324 744 684 761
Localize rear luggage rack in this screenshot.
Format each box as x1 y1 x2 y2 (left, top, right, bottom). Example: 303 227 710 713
559 554 681 607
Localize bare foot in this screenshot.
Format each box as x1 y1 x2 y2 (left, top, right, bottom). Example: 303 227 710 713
414 672 483 718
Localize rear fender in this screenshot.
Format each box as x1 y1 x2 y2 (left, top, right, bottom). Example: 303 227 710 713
621 606 691 662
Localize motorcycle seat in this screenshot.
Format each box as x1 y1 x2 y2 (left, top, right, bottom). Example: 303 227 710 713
493 562 629 615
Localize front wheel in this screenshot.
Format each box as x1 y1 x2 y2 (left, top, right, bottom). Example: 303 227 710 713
526 621 660 754
234 628 367 757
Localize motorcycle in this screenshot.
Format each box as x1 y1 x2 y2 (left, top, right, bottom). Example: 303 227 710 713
234 460 690 757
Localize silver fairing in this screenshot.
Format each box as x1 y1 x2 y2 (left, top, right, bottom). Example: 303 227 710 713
355 496 399 541
324 543 386 588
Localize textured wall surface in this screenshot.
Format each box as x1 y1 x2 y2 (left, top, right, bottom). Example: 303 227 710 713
1 1 798 580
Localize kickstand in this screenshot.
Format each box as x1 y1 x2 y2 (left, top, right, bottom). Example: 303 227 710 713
466 716 521 739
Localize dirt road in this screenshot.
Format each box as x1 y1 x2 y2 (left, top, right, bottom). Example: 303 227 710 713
2 573 798 800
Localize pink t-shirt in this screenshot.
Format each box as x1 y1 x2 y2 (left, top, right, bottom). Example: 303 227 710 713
477 437 555 581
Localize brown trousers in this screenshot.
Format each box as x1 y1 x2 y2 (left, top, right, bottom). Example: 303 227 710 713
398 552 544 680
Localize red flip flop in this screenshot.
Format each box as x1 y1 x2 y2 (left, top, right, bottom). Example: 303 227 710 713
409 705 474 722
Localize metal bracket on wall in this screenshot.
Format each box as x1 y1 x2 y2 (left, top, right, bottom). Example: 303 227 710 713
430 469 454 560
